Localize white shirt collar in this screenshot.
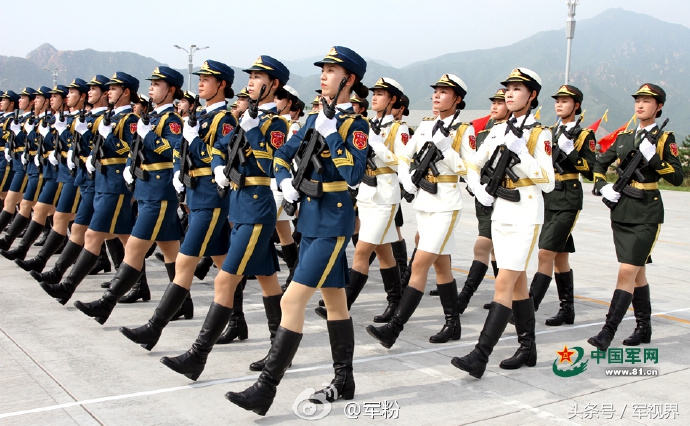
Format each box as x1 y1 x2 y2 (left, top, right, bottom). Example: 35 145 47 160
281 113 292 121
510 112 536 127
114 105 132 114
637 122 657 133
91 107 107 114
204 101 226 113
259 102 276 114
154 103 173 114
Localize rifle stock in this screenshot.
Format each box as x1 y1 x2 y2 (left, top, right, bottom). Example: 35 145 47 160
178 95 200 203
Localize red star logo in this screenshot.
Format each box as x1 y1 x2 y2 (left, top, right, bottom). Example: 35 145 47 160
557 346 575 363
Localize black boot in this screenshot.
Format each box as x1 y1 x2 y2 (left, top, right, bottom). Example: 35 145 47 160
73 262 144 324
33 216 52 246
39 249 99 305
280 242 299 292
225 326 302 416
500 298 537 369
451 302 512 378
400 248 416 290
89 243 111 275
170 262 194 321
484 261 499 310
250 294 283 371
194 256 214 280
160 302 233 381
429 280 462 343
31 240 83 284
1 219 45 261
106 238 125 270
391 239 408 277
120 282 190 350
458 261 489 314
366 286 423 349
315 269 368 320
309 318 355 403
623 285 652 346
16 230 66 272
0 210 14 234
373 266 402 323
587 290 633 351
0 213 30 251
217 277 248 344
545 270 575 326
529 272 552 312
119 263 151 303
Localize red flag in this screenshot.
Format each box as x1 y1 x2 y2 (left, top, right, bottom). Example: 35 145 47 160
587 109 608 132
598 114 635 153
472 114 491 133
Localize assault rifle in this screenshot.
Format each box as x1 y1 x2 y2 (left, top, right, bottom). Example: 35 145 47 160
90 103 114 179
70 106 88 177
126 98 153 192
177 95 200 203
552 115 583 189
53 104 66 171
22 106 37 170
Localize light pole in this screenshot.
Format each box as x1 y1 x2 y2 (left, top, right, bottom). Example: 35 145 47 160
564 0 579 85
174 44 209 92
44 67 66 87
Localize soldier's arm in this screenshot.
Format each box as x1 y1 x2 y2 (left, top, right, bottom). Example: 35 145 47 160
652 132 684 186
592 137 620 191
251 117 286 177
145 115 182 162
326 117 368 186
572 130 596 181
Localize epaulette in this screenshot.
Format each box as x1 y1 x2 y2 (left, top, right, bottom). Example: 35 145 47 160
495 119 507 124
307 110 319 115
451 121 472 131
478 128 491 135
340 113 363 120
620 129 634 135
422 117 435 121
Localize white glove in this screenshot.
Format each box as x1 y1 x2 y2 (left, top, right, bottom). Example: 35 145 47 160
34 155 40 167
474 183 496 207
183 116 199 144
558 133 575 154
48 150 58 166
136 118 151 139
280 178 300 203
315 111 337 138
432 130 453 153
98 120 113 138
173 171 185 193
21 154 28 166
214 165 229 188
10 120 22 136
54 117 67 134
24 122 35 134
240 109 260 132
639 139 656 161
38 124 49 138
67 150 75 170
368 132 385 153
4 150 11 163
75 120 89 135
123 167 134 184
600 183 621 203
86 155 96 173
506 136 528 156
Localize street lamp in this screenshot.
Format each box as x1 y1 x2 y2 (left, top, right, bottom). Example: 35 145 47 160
44 67 67 87
564 0 579 85
174 44 209 92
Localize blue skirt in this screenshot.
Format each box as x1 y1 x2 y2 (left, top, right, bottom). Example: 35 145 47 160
180 207 230 257
88 192 134 234
221 223 279 276
131 199 183 242
292 235 350 288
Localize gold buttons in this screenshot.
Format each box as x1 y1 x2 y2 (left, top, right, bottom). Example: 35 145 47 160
573 184 577 187
156 175 160 179
253 194 258 199
307 197 311 202
654 197 658 201
116 170 120 174
528 195 532 199
337 202 342 207
211 179 215 183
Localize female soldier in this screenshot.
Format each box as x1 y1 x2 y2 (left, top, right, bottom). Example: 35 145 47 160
0 91 18 204
226 46 368 416
367 74 473 348
451 68 554 378
177 91 195 118
160 55 289 380
528 85 595 327
589 84 682 350
73 67 185 324
119 60 237 350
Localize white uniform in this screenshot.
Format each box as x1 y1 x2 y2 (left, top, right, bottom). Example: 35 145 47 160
357 115 409 245
399 115 474 255
467 113 555 270
272 114 302 221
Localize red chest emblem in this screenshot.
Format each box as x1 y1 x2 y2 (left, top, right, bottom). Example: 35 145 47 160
222 123 234 136
401 133 409 145
270 131 285 149
352 131 368 150
169 122 181 135
130 123 137 134
670 142 679 157
544 140 552 156
589 140 596 152
469 135 477 150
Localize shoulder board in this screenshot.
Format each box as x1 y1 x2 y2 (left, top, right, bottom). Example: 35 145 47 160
478 128 491 135
307 111 319 116
494 119 507 124
451 121 472 131
663 131 674 136
620 130 634 135
381 121 394 128
422 117 435 121
340 113 363 120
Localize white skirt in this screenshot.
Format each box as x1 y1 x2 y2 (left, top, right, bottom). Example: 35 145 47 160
416 210 460 255
492 222 541 271
358 201 399 245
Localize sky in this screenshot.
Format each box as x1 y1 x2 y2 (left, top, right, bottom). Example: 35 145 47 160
1 0 689 71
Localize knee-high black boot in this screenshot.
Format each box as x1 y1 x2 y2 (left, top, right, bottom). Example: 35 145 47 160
0 210 14 234
119 263 151 303
120 282 190 350
171 261 194 321
16 230 66 272
309 318 355 403
160 302 233 381
225 326 302 416
106 238 124 270
315 269 368 320
73 263 144 324
33 216 52 246
429 280 461 343
529 272 552 312
623 285 652 346
217 277 248 344
484 261 500 310
194 256 214 280
500 298 537 369
280 242 299 292
366 286 423 349
31 240 83 284
0 213 30 251
250 294 283 371
400 248 416 290
545 270 575 326
89 243 111 275
451 302 512 378
1 219 45 260
588 289 633 351
391 239 408 278
373 266 402 323
39 249 99 305
458 261 489 314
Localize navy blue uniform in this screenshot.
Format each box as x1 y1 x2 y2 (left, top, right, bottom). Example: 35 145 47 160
6 113 29 193
52 113 81 213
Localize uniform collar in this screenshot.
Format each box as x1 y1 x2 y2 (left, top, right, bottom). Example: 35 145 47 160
281 113 292 121
91 106 107 114
636 122 657 133
259 102 277 115
204 101 226 113
113 105 132 115
336 102 352 111
154 103 174 114
509 112 536 127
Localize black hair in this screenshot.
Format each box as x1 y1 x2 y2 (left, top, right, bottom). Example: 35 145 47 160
291 99 305 117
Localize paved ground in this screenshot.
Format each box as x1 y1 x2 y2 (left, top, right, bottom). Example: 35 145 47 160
1 183 688 425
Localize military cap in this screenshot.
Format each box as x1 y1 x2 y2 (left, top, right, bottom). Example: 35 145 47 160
86 74 110 90
312 95 321 105
400 94 410 116
243 55 290 85
48 85 69 96
501 68 541 94
350 96 368 109
67 78 89 94
370 77 404 101
194 60 234 85
284 85 300 101
35 86 52 98
137 94 149 105
183 90 197 103
431 74 468 99
20 87 37 100
552 84 583 114
489 88 506 101
314 46 367 80
107 72 140 93
236 87 249 98
147 66 184 89
632 83 666 104
1 90 20 103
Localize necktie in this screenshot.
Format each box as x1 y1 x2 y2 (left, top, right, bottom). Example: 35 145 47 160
634 130 645 147
432 120 445 136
